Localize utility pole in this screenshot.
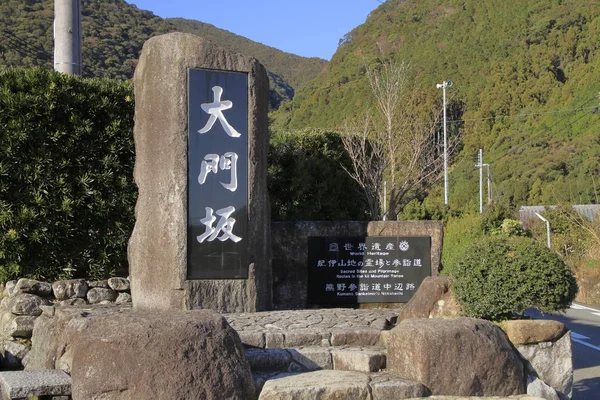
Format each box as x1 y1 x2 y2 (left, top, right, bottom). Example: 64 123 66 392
436 80 453 207
478 149 483 214
54 0 81 75
475 148 489 214
486 164 492 204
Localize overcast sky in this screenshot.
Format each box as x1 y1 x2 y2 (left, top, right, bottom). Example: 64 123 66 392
126 0 382 60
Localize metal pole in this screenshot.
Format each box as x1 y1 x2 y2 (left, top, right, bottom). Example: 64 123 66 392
486 165 492 203
535 213 551 249
443 85 448 206
54 0 81 75
479 149 483 214
437 81 452 206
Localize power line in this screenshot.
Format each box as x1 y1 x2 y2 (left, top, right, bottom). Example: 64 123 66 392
0 29 97 78
1 30 52 60
443 105 599 125
482 101 599 165
0 29 52 66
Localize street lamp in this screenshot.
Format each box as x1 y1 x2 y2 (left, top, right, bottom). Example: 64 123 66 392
535 213 551 249
436 80 452 206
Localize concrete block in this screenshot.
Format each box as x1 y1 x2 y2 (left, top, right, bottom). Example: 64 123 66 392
288 347 333 370
245 348 291 372
332 347 386 372
330 328 381 346
238 331 265 348
0 370 71 399
284 330 322 347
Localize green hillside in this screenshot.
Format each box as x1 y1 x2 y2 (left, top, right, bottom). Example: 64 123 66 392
167 17 326 91
0 0 326 107
279 0 600 211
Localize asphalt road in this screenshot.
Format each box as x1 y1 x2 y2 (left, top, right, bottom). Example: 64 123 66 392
526 303 600 400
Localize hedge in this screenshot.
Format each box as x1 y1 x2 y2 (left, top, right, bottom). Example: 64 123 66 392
0 68 135 281
268 128 369 221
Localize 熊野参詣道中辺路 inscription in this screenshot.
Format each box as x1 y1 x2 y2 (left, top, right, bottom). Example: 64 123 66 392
307 236 432 304
187 69 248 280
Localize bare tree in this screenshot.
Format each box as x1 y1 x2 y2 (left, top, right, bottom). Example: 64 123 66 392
341 58 459 219
340 111 387 219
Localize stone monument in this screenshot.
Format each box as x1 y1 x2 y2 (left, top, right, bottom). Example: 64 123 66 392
129 33 271 312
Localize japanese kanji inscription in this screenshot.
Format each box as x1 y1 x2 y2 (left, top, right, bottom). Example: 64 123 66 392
307 236 432 303
187 69 249 279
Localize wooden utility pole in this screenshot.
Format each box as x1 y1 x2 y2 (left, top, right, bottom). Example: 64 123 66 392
54 0 81 75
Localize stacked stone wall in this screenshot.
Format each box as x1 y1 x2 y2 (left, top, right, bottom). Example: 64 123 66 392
0 277 131 369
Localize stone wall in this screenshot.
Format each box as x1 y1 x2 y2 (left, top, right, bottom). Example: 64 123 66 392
272 221 443 309
0 277 131 370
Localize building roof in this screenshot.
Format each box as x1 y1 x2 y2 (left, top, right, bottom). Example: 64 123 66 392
519 204 600 222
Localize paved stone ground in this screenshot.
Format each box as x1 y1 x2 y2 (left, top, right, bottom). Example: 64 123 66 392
224 308 400 332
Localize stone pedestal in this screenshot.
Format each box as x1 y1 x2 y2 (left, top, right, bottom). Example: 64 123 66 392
129 33 271 312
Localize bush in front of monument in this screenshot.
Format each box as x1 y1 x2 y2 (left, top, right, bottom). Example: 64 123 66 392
0 68 135 282
449 236 578 321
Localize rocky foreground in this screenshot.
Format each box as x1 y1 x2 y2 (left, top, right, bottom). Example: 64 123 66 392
0 276 571 399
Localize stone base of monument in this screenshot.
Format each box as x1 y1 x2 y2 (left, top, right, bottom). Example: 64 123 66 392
226 307 569 400
22 303 570 400
26 307 255 399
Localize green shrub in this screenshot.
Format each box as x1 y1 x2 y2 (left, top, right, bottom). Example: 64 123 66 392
268 128 369 221
490 218 529 237
450 236 578 321
441 212 483 274
399 198 451 222
0 68 135 281
480 201 516 234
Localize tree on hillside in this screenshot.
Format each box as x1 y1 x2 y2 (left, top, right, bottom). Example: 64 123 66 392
341 58 459 220
340 111 386 218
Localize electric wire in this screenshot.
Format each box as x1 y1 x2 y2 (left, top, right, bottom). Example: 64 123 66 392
0 29 96 78
1 29 52 61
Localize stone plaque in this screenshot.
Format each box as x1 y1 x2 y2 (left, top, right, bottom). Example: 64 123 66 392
187 69 248 279
307 236 431 304
129 33 271 312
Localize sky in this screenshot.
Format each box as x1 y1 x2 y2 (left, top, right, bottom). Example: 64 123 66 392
126 0 383 60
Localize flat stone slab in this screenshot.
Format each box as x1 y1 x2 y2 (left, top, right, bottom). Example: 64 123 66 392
0 370 71 399
246 346 386 373
332 347 386 372
416 397 544 400
228 309 397 348
258 370 371 400
225 308 398 333
369 372 430 399
257 370 433 399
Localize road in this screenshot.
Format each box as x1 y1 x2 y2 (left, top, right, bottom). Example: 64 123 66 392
526 303 600 400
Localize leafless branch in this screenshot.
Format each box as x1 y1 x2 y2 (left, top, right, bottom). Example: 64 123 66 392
340 111 387 219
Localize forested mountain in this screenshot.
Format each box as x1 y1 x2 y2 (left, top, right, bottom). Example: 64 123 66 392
0 0 326 107
277 0 600 211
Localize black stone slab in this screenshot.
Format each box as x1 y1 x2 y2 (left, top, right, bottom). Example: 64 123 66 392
187 68 248 279
307 236 432 304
